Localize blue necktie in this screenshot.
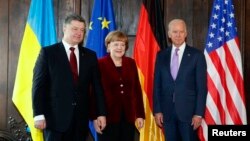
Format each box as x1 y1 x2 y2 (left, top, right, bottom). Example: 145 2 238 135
171 48 179 80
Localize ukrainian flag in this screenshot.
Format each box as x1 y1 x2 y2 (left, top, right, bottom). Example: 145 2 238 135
12 0 57 140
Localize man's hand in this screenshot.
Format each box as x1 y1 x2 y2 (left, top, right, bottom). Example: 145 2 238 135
94 116 106 134
191 115 202 130
34 119 46 130
154 113 163 128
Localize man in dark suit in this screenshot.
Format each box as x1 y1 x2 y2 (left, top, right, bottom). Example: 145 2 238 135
153 19 207 141
32 13 106 141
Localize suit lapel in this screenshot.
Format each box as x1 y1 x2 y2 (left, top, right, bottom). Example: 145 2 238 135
57 43 76 83
165 47 172 78
57 43 71 70
107 55 121 79
78 46 86 77
177 46 191 79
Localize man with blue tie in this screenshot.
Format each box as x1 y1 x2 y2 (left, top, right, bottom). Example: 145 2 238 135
153 19 207 141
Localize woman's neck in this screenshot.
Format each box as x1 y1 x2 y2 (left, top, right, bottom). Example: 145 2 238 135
111 56 122 67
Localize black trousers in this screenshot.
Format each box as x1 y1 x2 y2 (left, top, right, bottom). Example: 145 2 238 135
43 108 88 141
163 106 198 141
98 113 136 141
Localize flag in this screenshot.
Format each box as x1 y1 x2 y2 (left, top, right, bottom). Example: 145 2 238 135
86 0 116 58
133 0 167 140
198 0 247 140
85 0 116 140
12 0 57 140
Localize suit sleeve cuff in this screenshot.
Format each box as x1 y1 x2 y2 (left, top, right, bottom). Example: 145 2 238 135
34 115 45 121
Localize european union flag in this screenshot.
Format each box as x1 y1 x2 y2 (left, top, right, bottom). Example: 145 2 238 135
85 0 116 141
86 0 116 58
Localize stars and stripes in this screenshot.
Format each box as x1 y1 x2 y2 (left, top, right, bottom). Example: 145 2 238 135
198 0 247 141
205 0 237 53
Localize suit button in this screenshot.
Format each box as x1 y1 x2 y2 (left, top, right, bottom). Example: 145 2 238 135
72 102 77 106
120 84 124 87
121 91 124 94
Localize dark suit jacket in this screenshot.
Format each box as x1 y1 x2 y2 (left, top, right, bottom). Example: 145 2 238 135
153 45 207 122
98 55 145 124
32 42 106 132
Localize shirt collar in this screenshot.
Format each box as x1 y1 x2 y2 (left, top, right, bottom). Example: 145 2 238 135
62 40 78 50
173 42 186 51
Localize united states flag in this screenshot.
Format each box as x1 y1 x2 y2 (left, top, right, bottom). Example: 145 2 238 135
198 0 247 141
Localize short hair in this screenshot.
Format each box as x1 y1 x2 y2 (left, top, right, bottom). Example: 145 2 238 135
63 13 86 33
168 19 187 33
105 30 129 50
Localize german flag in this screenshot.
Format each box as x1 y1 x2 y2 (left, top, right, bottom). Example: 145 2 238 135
133 0 167 140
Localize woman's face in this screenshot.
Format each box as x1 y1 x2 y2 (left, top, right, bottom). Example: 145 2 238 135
108 41 126 58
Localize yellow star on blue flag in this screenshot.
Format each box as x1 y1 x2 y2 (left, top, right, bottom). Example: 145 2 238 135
101 17 111 29
86 0 116 58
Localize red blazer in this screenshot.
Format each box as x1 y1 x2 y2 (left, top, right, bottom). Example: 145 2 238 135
98 55 145 124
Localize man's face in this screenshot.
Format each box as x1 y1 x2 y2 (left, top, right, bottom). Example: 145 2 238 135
63 20 85 45
168 21 187 47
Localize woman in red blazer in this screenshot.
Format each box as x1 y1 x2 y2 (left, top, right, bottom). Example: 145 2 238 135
94 30 145 141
